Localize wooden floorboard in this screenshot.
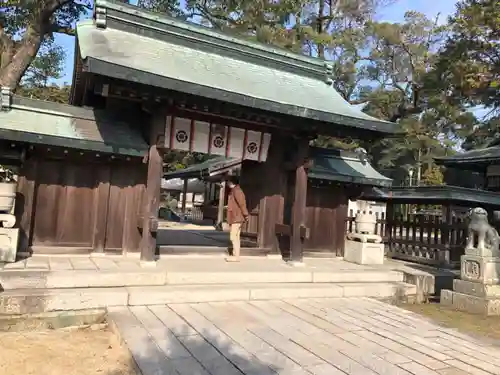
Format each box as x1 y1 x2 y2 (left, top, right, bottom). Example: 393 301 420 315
108 298 500 375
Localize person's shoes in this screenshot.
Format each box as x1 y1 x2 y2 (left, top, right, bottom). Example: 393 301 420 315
225 256 240 262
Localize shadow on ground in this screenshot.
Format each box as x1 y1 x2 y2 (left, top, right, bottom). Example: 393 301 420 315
107 311 282 375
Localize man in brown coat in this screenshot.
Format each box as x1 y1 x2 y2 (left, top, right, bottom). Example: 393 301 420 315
225 176 248 262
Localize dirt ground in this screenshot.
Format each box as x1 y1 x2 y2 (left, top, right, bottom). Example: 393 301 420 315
401 302 500 342
0 327 137 375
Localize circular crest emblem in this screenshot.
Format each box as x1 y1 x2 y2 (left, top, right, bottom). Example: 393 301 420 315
246 142 258 154
213 136 225 148
175 130 188 143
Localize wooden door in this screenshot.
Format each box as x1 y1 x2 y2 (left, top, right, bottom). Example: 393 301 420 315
103 165 145 251
304 184 348 255
32 160 98 247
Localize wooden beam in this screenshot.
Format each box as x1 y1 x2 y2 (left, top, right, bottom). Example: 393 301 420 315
15 158 38 252
290 140 309 263
139 111 165 262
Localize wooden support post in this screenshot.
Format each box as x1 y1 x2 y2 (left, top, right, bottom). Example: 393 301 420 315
217 181 226 225
385 201 394 255
439 204 452 266
92 167 111 253
290 140 309 263
139 112 164 263
181 178 188 215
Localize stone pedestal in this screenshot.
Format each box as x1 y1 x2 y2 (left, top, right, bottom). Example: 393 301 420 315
441 253 500 315
0 227 19 263
344 239 384 265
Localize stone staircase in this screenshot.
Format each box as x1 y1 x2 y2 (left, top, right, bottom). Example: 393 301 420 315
0 263 418 314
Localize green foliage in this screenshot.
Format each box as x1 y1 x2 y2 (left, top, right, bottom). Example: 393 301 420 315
0 0 91 88
16 84 71 103
435 0 499 110
22 41 65 87
163 151 211 172
430 0 500 148
138 0 185 18
421 165 445 186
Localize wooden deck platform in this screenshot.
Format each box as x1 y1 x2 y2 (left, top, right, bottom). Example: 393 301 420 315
109 298 500 375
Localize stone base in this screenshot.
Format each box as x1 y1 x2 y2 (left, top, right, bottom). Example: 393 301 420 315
465 246 500 258
344 239 384 265
453 279 500 298
286 260 306 268
139 260 157 268
441 289 500 315
460 254 500 284
346 232 382 243
0 227 19 263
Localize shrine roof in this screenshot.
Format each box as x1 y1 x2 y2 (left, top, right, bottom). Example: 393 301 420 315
163 148 392 188
434 146 500 169
73 0 396 135
361 186 500 208
163 156 241 180
307 148 392 187
0 95 148 157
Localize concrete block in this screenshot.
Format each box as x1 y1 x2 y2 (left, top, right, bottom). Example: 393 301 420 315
0 228 19 263
440 289 500 315
166 271 312 284
440 289 453 306
249 284 344 300
127 285 250 305
45 270 167 288
0 287 128 314
340 282 416 298
0 271 48 289
344 240 384 265
460 255 500 285
0 270 167 289
312 270 403 283
453 279 500 299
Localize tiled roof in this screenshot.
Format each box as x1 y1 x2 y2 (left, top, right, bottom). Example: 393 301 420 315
0 96 148 156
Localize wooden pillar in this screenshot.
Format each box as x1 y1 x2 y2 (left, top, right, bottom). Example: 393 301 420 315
92 166 111 253
439 204 452 266
217 181 226 225
181 178 188 215
385 201 394 256
290 140 309 263
139 111 164 262
15 158 38 253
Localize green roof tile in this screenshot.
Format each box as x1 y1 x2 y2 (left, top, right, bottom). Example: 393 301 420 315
435 146 500 165
74 0 396 134
0 96 148 156
164 148 392 188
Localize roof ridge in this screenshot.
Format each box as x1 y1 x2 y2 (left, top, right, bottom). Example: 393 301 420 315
92 0 331 82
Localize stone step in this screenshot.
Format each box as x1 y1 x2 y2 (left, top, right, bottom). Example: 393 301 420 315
0 282 416 314
0 269 404 290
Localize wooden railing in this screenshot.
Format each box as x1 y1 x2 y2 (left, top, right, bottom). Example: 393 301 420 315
346 214 468 268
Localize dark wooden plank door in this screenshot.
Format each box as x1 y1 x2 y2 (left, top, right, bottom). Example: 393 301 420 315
32 160 98 247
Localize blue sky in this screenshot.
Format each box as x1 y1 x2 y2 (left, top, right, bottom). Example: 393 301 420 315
54 0 459 84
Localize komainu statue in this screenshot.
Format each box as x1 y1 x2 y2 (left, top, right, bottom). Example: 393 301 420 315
466 207 499 254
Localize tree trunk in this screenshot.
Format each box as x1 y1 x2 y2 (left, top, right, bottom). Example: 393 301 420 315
317 0 325 58
0 25 44 89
